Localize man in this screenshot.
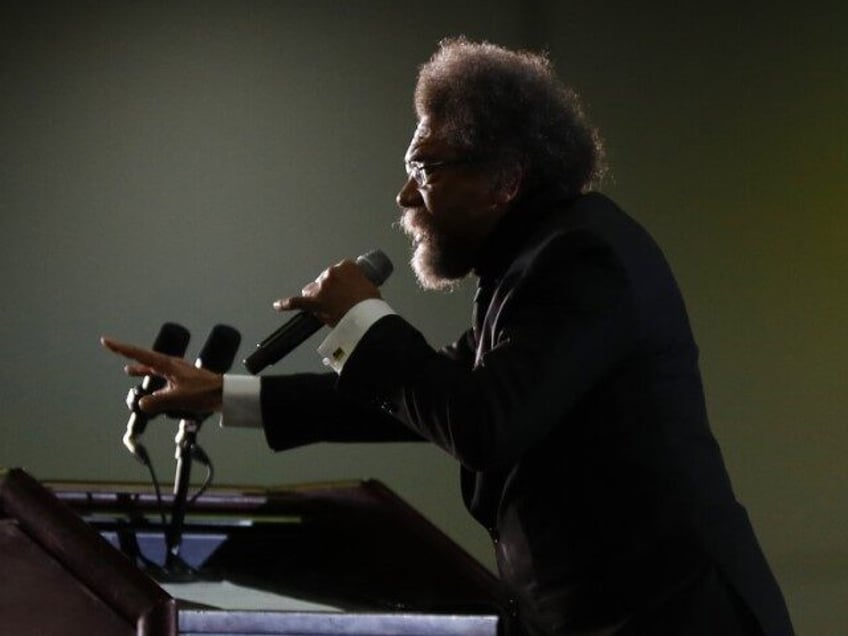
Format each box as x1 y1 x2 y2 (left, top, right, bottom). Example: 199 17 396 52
103 38 793 635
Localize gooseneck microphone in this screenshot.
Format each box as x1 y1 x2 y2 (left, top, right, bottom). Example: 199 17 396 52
191 323 242 384
123 322 191 462
243 249 393 374
168 324 241 570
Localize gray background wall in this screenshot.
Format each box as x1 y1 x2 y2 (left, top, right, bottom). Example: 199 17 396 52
1 1 845 632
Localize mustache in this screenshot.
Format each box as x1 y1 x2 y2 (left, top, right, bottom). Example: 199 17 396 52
398 208 434 241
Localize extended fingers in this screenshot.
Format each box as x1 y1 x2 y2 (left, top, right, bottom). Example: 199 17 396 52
125 363 157 378
102 336 151 360
101 336 181 372
137 388 180 414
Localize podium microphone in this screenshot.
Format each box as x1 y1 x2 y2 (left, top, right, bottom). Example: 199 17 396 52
243 249 393 374
167 324 241 570
123 322 191 463
190 323 242 386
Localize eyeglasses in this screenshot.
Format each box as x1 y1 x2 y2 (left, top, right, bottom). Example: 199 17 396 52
405 159 475 188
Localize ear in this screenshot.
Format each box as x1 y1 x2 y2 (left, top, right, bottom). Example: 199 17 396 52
492 164 523 206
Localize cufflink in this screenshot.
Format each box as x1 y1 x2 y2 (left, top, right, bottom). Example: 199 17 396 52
322 346 348 370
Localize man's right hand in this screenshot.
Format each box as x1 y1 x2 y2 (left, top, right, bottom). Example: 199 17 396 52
101 337 224 415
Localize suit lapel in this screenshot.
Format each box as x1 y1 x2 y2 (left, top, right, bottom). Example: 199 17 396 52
473 279 496 367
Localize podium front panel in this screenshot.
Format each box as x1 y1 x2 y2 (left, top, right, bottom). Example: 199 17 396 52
47 476 504 635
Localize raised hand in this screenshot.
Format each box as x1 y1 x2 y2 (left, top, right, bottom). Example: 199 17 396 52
101 337 224 415
273 259 381 326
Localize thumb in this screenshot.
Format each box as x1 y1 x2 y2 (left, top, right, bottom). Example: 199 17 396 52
138 390 176 415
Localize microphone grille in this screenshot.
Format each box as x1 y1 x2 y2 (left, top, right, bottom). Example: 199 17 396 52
196 324 242 373
356 249 394 286
153 322 191 357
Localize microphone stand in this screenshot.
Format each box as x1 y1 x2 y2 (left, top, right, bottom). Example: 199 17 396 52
155 323 241 576
164 417 203 577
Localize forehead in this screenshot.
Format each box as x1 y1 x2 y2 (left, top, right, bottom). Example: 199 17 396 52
404 118 454 161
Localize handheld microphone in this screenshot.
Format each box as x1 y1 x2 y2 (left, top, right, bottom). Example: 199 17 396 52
243 249 393 374
123 322 191 461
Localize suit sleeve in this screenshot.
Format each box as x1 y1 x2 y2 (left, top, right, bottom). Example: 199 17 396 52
336 231 638 471
259 372 425 452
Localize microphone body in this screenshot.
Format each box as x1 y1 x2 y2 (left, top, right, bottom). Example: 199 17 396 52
243 249 393 374
123 322 191 460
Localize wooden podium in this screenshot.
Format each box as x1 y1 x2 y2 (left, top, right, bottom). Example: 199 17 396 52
0 468 504 635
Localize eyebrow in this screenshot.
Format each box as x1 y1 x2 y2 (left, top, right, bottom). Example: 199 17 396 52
405 137 443 163
405 151 447 164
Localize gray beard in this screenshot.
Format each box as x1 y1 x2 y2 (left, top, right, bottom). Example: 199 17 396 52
400 210 473 291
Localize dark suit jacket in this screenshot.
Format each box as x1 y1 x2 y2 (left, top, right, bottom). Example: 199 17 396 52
261 191 793 635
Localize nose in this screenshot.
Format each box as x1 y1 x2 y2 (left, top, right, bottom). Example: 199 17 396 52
396 177 423 209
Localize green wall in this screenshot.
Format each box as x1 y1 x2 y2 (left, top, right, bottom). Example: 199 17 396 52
2 2 845 632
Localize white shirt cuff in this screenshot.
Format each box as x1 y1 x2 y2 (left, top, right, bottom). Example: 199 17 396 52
220 373 262 428
317 298 395 373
